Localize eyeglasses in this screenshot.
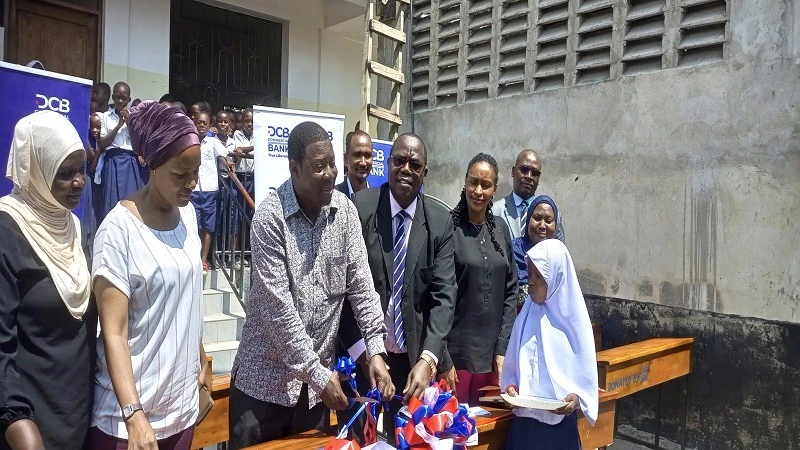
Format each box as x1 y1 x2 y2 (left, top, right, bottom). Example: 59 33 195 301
390 155 426 173
517 165 541 177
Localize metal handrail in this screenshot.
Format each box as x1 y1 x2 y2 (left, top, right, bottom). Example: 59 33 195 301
213 169 253 304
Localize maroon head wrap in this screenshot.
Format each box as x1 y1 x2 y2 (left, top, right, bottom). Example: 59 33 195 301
129 100 200 169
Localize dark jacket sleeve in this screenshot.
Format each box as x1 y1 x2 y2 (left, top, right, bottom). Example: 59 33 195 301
555 209 566 243
0 225 35 435
339 294 364 351
495 222 519 356
423 210 457 370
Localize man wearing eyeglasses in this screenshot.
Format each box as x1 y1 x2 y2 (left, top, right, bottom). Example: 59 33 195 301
338 133 457 445
492 149 565 241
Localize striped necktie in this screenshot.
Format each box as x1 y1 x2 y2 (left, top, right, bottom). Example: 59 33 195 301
392 210 408 351
519 199 529 231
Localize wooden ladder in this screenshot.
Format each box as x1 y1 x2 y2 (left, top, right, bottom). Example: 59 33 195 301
360 0 410 141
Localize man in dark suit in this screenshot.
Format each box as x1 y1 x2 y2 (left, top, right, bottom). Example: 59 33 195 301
339 133 457 445
491 149 565 241
330 129 375 442
335 130 374 199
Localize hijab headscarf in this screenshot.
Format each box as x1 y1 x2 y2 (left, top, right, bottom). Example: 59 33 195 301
512 195 559 284
501 239 598 425
0 111 91 319
128 101 199 169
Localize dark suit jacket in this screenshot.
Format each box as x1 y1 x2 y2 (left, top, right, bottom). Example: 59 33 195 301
339 183 457 370
335 180 350 198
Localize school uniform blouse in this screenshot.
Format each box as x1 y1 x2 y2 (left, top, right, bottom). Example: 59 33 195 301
0 212 97 450
445 219 518 374
91 203 202 440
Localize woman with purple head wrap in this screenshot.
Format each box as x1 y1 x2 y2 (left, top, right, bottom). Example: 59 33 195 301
89 102 210 450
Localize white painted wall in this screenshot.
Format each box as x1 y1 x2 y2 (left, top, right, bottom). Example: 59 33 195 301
102 0 171 101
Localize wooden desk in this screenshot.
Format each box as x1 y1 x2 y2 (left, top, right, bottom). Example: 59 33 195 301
244 407 513 450
596 338 694 450
592 322 603 351
596 337 693 400
192 374 232 449
578 393 616 449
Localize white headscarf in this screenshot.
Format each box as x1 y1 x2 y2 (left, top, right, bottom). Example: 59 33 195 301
501 239 599 425
0 111 91 319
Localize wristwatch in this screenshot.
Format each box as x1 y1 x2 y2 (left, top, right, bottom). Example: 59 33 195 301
122 403 143 422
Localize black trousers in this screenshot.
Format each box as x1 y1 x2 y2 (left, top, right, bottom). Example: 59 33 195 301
333 364 372 445
228 383 326 450
383 352 413 446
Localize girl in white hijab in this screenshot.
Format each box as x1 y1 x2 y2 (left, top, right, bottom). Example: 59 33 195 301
501 239 598 450
0 110 95 450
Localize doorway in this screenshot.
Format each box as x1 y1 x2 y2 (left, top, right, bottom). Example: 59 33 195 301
169 0 283 110
4 0 100 81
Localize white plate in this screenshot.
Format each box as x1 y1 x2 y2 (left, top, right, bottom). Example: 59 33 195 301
500 393 568 410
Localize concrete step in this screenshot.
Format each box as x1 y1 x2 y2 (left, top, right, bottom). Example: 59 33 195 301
205 340 240 375
202 268 232 291
203 312 245 345
203 286 245 316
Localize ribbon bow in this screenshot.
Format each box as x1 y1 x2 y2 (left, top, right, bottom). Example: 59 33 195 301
334 356 358 393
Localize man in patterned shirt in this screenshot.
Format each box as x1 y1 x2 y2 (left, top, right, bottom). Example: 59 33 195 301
228 122 394 449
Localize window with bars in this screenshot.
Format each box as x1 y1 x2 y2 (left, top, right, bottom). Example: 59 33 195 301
411 0 432 111
623 0 667 75
169 0 282 109
534 0 569 91
678 0 727 67
498 0 528 97
464 0 493 102
575 0 614 84
411 0 728 110
435 0 461 107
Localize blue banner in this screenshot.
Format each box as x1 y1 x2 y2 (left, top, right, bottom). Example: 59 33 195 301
367 138 392 188
0 62 92 216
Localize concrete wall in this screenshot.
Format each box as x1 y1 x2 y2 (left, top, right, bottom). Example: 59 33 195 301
414 0 800 325
0 27 5 61
102 0 171 102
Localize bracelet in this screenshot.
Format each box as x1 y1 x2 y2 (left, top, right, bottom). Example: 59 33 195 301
418 354 436 380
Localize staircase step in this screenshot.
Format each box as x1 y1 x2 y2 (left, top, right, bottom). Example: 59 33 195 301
203 286 245 316
203 269 232 291
205 340 240 375
203 312 246 345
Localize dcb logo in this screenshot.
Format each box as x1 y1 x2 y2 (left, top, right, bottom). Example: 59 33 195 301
268 126 290 138
35 94 71 113
268 125 334 141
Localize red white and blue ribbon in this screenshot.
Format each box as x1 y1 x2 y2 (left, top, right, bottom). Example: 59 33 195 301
394 380 477 450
